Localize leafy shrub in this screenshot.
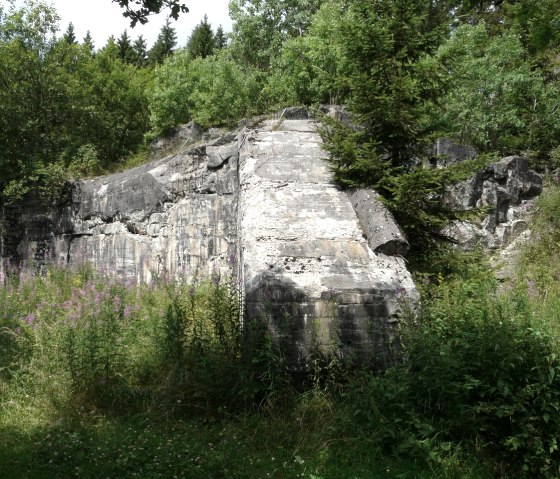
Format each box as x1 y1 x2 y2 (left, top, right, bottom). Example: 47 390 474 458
434 23 559 160
149 50 262 133
402 276 560 477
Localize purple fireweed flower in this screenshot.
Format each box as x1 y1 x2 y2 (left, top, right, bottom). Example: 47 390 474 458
25 313 36 325
267 323 279 339
123 305 132 319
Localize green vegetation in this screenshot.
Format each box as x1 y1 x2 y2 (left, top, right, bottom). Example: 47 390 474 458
3 187 560 477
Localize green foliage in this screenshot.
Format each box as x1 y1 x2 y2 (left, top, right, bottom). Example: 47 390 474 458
505 0 560 54
62 21 76 44
149 50 262 131
381 156 492 251
116 29 134 63
265 1 346 107
148 16 177 64
316 0 458 253
214 24 227 49
330 0 448 167
0 264 290 416
321 115 489 253
186 15 215 59
148 51 193 131
115 0 188 27
434 23 557 158
402 275 560 477
82 30 94 52
0 1 152 204
131 34 148 66
229 0 324 70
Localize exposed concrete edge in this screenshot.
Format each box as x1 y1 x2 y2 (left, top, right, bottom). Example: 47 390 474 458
347 188 409 256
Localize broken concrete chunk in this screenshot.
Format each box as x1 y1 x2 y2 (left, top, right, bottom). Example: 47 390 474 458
347 189 409 256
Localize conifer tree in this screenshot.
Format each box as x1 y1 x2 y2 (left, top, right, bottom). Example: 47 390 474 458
117 29 134 63
132 35 148 66
214 25 227 49
148 17 177 64
63 22 77 44
83 30 95 53
186 15 215 59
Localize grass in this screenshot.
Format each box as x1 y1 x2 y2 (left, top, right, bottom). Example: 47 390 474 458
0 392 489 479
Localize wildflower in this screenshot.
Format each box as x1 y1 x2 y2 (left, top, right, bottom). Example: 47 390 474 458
267 323 279 339
25 313 36 325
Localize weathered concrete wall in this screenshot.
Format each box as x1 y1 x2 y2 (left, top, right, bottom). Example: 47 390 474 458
3 117 418 367
8 134 240 283
238 119 416 367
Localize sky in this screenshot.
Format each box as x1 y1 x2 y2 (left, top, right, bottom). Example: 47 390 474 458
14 0 233 49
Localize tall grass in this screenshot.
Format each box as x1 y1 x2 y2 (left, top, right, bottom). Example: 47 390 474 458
0 265 288 419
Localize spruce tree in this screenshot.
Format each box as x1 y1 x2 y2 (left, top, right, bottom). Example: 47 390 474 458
132 35 148 66
320 0 455 252
83 31 95 53
63 22 77 44
148 17 177 64
214 25 227 49
117 29 134 63
324 0 448 181
186 15 215 59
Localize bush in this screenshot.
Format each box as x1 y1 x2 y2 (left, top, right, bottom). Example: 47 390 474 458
402 275 560 477
149 50 262 133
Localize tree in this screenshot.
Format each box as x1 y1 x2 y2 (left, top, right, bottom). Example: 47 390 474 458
229 0 324 70
117 29 134 63
149 17 177 64
83 30 95 53
186 15 215 59
214 25 227 49
131 34 148 66
63 21 76 44
113 0 188 27
266 0 347 106
323 0 448 182
0 0 66 201
318 0 462 254
434 23 556 157
149 50 260 132
0 0 152 206
505 0 560 54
